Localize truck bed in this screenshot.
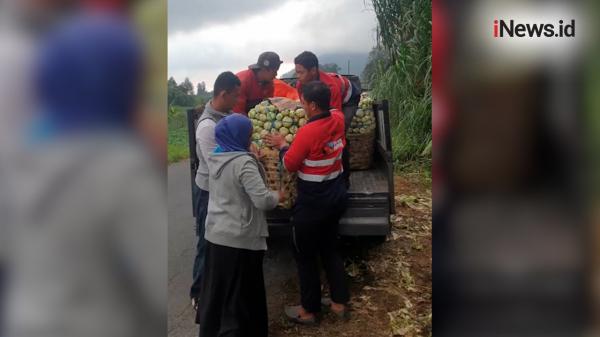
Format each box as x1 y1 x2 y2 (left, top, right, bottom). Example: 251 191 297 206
348 165 388 195
267 159 391 237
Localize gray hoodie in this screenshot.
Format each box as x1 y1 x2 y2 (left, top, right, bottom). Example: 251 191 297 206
204 151 279 251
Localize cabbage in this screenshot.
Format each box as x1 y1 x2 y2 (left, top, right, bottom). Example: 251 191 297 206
282 116 293 128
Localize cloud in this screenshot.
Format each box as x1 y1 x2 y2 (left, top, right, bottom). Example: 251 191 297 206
168 0 377 90
168 0 287 34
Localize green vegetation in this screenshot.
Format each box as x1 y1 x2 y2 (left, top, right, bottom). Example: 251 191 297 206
168 77 211 107
168 105 191 163
168 77 212 163
364 0 432 168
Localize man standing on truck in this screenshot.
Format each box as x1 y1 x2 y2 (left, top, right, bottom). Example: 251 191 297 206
190 71 241 311
264 81 350 325
294 51 359 187
293 51 361 129
233 51 283 114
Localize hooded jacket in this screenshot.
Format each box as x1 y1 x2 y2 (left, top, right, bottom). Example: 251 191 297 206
204 152 279 251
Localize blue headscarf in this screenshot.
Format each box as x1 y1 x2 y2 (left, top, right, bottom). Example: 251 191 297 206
214 114 253 152
33 13 142 137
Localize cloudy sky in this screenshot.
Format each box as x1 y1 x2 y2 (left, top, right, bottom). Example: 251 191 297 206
168 0 378 90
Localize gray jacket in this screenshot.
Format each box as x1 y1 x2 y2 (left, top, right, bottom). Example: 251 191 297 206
204 151 279 251
194 101 230 190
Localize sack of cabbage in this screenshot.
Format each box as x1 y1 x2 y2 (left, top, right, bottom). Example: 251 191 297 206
349 93 376 135
248 99 306 208
347 94 376 169
348 108 376 135
248 100 307 148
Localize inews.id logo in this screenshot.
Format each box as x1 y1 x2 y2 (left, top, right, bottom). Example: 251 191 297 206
493 19 575 38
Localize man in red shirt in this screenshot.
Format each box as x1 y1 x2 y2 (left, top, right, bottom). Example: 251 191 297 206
233 51 283 114
294 51 343 112
294 51 358 186
264 81 350 325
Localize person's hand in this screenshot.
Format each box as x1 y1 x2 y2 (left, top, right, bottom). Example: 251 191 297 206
263 133 287 149
250 143 262 158
277 190 287 202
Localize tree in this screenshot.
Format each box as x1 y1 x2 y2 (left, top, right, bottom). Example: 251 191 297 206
196 81 206 96
168 77 198 107
320 63 341 73
362 47 388 88
179 77 194 96
168 77 178 104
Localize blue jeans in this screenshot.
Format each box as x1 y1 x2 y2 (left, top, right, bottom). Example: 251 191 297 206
190 184 209 299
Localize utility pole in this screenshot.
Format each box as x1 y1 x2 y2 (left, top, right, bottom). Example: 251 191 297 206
347 60 350 75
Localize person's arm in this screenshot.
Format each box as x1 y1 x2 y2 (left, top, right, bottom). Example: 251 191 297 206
263 129 311 173
330 82 343 111
196 121 217 166
281 128 311 173
238 160 280 211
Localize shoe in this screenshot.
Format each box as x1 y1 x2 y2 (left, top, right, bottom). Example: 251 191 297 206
284 305 318 326
321 297 350 320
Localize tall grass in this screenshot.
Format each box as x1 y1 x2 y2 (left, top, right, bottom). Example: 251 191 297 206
368 0 432 164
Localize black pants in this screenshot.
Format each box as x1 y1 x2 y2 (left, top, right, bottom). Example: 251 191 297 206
190 185 209 300
197 242 268 337
291 203 350 313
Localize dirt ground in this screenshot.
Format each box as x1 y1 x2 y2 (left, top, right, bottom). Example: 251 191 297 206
267 174 432 337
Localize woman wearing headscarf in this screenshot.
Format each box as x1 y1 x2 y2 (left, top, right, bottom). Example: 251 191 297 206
197 114 283 337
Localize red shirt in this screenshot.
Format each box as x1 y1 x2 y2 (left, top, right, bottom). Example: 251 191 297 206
296 70 342 111
233 69 274 114
283 109 345 182
330 73 353 104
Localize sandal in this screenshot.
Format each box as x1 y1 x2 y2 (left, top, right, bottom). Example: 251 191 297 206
321 297 351 320
284 305 318 326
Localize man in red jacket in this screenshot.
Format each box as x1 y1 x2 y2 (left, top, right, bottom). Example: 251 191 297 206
264 81 350 325
233 51 283 114
294 51 343 112
294 51 358 187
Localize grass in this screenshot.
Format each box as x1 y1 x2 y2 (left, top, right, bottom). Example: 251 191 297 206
368 0 432 168
168 105 191 163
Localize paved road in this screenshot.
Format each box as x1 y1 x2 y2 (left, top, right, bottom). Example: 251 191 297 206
168 161 297 337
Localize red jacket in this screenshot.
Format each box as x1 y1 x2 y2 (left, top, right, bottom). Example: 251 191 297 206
283 109 345 181
233 69 274 114
273 78 299 100
281 109 347 205
296 70 342 111
331 73 353 105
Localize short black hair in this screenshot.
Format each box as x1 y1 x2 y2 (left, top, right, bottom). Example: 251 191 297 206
213 71 241 98
300 81 330 111
294 51 319 71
